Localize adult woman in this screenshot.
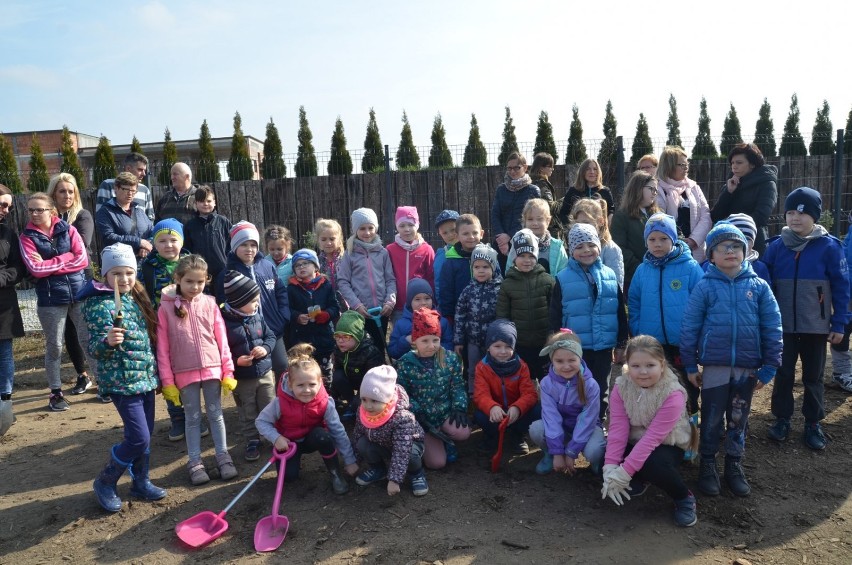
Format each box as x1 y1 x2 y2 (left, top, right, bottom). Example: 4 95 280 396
491 152 541 270
49 173 98 397
656 146 712 262
529 152 555 202
610 171 659 291
19 192 92 411
557 158 614 227
710 143 778 253
637 153 658 176
0 184 24 409
95 171 153 260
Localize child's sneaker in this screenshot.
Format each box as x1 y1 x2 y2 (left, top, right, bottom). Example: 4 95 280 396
803 422 827 451
673 492 698 527
832 373 852 393
70 375 92 395
245 439 261 462
355 466 387 486
215 452 238 480
410 470 429 496
48 393 70 412
98 391 112 403
188 461 210 485
767 418 790 442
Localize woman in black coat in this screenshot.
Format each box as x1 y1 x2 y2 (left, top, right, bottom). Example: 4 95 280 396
0 184 25 403
710 143 778 253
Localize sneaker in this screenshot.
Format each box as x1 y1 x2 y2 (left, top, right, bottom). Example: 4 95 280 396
168 419 186 442
445 443 458 463
697 458 721 496
70 375 92 395
355 466 387 486
188 461 210 486
626 478 650 498
832 373 852 393
215 453 238 481
673 492 698 527
767 418 790 442
48 393 70 412
98 391 112 403
410 471 429 496
803 422 827 451
511 440 529 455
245 439 261 462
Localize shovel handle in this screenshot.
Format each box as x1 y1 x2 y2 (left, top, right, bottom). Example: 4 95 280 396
269 443 297 522
221 456 276 515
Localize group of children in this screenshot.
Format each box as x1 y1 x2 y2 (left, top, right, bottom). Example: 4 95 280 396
59 166 847 530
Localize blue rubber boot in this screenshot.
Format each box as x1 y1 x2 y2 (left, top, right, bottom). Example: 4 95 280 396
129 450 167 501
93 446 129 512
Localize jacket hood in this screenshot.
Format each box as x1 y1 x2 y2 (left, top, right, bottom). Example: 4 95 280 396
644 239 694 265
393 384 411 411
75 279 116 301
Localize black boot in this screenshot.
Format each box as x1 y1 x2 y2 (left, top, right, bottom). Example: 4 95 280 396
323 453 349 495
129 450 167 501
724 456 751 497
93 446 129 512
697 457 720 496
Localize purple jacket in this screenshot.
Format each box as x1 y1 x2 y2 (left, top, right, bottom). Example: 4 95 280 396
539 364 601 458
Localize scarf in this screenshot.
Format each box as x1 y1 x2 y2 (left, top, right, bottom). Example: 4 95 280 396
643 239 686 268
352 234 384 253
658 177 697 202
394 233 423 251
485 353 522 378
503 173 533 192
780 224 828 252
359 391 399 429
537 231 551 251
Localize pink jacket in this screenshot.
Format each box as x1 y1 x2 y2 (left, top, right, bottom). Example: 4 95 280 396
656 177 711 262
386 239 435 311
19 217 88 277
157 286 234 389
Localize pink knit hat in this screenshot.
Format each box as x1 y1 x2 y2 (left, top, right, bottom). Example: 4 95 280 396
395 206 420 230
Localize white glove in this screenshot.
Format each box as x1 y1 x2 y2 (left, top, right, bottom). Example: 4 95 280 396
602 464 619 484
600 465 632 506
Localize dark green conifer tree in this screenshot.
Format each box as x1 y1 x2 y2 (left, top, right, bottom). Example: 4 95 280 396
158 127 178 186
462 113 487 168
629 113 653 165
428 113 453 169
92 135 117 186
0 134 22 193
130 135 144 155
60 125 86 188
597 100 618 166
565 104 587 165
666 94 682 147
227 111 254 180
691 97 718 159
197 119 221 183
328 117 353 175
844 106 852 156
754 98 777 157
362 108 385 173
809 100 835 156
294 106 318 177
719 103 744 156
261 117 286 179
498 106 519 167
533 110 558 164
396 111 420 170
28 134 50 192
779 94 807 157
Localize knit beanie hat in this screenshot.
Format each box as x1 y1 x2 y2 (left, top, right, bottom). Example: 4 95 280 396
511 229 539 260
643 213 678 243
568 223 601 256
434 209 460 229
705 221 748 254
485 318 517 350
725 213 757 244
223 270 260 309
406 277 434 311
785 187 822 222
101 243 136 275
411 308 441 341
361 365 397 403
471 243 498 273
334 310 365 343
230 221 260 252
152 218 184 243
291 248 320 270
351 207 379 234
395 206 420 230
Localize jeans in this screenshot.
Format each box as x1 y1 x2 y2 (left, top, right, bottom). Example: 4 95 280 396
0 339 14 395
700 367 755 459
772 333 826 423
180 380 228 462
112 391 155 462
528 418 606 471
515 344 548 382
829 320 852 375
36 303 95 390
465 343 482 394
663 344 698 415
356 434 424 476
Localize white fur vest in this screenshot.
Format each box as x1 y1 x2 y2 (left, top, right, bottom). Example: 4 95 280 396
616 369 693 451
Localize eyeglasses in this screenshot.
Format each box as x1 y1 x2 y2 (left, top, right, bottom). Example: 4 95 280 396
293 261 313 269
507 165 522 172
117 186 138 194
676 162 689 169
28 208 50 214
720 242 744 253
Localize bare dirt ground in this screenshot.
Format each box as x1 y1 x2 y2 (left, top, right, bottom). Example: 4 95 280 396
1 335 851 565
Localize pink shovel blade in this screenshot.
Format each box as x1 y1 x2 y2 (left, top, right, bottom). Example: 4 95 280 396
253 515 290 552
175 510 229 548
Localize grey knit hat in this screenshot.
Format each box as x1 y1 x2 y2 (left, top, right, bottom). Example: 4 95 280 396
101 243 136 275
351 207 379 234
471 244 498 272
511 229 539 260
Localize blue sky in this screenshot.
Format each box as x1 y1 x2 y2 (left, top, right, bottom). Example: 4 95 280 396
2 0 851 158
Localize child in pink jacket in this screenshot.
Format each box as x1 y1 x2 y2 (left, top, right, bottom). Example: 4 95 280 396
386 206 435 323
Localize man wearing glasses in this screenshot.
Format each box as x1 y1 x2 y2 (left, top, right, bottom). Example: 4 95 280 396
95 153 155 222
95 172 154 260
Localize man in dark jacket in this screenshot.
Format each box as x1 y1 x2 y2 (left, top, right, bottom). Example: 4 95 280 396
155 162 197 224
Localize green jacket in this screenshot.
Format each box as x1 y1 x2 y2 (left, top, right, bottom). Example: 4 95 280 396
396 350 467 430
496 264 555 349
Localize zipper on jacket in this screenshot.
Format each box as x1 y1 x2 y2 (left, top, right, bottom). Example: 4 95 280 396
792 252 800 332
817 286 825 319
659 268 668 344
730 277 738 365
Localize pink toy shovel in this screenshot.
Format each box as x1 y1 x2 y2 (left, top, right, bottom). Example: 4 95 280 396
175 443 297 549
254 444 298 552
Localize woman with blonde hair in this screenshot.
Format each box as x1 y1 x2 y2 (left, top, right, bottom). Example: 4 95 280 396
656 146 711 262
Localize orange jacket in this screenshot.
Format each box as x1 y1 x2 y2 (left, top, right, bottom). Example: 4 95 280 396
473 359 538 416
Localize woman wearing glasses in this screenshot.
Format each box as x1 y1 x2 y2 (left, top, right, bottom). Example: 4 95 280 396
19 190 92 412
0 184 24 417
655 147 712 262
491 151 541 271
95 171 153 261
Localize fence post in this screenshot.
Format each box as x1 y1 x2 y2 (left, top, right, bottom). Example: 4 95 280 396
615 136 625 201
384 144 393 241
834 129 844 237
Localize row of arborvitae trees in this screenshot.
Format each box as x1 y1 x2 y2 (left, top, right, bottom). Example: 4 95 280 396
3 96 852 192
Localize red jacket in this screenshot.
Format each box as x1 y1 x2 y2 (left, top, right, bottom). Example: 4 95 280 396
274 383 329 440
473 358 538 416
386 240 435 311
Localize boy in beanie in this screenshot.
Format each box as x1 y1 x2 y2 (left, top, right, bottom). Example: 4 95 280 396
388 278 453 360
216 220 290 379
551 223 628 421
219 270 276 461
763 187 850 450
352 365 428 496
386 206 435 322
433 209 460 299
473 319 540 456
140 218 189 309
332 310 386 419
454 244 503 392
680 221 782 496
718 213 771 283
438 214 495 322
497 229 555 382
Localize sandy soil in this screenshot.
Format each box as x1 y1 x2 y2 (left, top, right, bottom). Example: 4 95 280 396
1 335 851 565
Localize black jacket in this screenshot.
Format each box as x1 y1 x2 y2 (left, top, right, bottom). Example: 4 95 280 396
220 304 277 380
183 212 232 279
0 223 24 340
710 165 778 253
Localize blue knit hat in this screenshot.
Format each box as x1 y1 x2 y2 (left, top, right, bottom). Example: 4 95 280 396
705 221 747 254
785 187 822 222
152 218 184 243
485 318 517 350
291 248 320 270
406 277 434 311
644 213 678 243
434 209 460 229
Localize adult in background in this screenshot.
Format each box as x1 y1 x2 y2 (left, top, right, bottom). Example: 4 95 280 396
656 146 712 262
95 172 153 261
491 152 541 272
0 184 24 410
95 152 155 221
710 143 778 253
156 162 197 224
49 173 98 397
557 158 614 227
637 153 658 176
19 192 95 411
